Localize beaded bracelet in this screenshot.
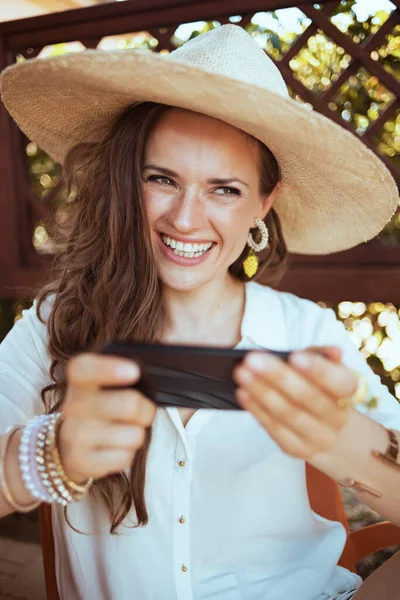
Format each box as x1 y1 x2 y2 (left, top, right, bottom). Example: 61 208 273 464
12 413 93 506
37 413 91 504
52 445 91 495
1 426 41 513
19 415 54 503
47 414 92 499
44 415 76 504
36 414 68 506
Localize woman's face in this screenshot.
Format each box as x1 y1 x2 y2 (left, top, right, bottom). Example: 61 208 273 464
143 108 275 292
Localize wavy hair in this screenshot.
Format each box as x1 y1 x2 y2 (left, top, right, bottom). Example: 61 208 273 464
36 102 288 533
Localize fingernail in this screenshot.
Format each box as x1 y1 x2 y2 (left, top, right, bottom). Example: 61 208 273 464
235 367 254 385
246 353 276 372
116 362 139 379
236 388 250 404
290 353 310 370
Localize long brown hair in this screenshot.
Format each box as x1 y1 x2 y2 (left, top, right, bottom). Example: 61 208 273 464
36 102 287 533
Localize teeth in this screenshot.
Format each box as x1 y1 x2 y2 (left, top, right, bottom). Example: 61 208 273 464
161 235 213 259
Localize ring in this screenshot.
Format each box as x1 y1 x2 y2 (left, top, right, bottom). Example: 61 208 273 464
337 372 368 409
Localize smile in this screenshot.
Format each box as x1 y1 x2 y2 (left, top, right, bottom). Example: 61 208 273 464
161 234 214 259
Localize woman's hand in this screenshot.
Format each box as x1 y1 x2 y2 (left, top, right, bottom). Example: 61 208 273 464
233 346 357 460
58 354 156 484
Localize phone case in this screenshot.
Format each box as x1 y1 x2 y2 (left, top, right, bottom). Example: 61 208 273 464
100 342 289 411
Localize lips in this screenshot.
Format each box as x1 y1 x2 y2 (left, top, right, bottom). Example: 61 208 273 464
161 234 214 259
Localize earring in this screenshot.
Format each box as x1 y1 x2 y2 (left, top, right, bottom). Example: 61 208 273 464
247 217 269 252
243 218 269 279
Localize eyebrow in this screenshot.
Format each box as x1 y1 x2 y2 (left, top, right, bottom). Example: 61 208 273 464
143 164 250 188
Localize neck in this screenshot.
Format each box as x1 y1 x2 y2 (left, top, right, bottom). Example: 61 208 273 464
161 274 246 347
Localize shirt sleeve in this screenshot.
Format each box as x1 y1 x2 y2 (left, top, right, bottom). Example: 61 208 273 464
0 298 53 434
314 307 400 431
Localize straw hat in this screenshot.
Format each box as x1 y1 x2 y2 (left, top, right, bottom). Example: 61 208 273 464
0 25 397 254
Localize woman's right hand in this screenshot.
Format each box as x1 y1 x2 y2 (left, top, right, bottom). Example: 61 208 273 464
58 354 156 484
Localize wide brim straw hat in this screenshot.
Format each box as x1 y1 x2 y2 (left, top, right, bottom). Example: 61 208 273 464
0 24 398 255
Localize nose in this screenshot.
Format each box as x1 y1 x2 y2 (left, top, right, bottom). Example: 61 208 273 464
167 188 205 233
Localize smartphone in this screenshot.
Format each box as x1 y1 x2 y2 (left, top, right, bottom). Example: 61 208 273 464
100 342 290 411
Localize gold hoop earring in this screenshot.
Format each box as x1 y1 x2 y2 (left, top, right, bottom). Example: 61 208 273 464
243 218 269 278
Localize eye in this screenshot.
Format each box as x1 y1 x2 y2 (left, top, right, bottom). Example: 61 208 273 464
215 186 241 196
146 174 175 186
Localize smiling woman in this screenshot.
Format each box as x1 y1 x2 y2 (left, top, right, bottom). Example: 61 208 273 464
0 24 399 600
141 107 283 291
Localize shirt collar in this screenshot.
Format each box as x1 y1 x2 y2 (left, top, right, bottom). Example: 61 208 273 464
241 282 288 350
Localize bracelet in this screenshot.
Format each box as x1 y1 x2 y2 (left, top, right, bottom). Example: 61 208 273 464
36 414 68 505
38 413 92 504
9 413 93 507
371 428 400 471
32 416 56 502
341 429 400 499
45 415 78 504
50 416 92 496
52 446 91 494
1 426 41 513
20 415 54 503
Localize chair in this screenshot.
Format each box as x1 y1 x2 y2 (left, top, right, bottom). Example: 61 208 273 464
39 465 400 600
305 464 400 574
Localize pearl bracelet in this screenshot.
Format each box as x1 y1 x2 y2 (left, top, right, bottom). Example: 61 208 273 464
0 426 41 513
19 415 54 503
36 414 68 505
16 413 92 506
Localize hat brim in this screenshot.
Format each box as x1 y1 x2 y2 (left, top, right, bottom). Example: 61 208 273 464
0 49 398 254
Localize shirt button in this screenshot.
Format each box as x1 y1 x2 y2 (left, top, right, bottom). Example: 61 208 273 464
178 461 185 467
181 564 188 572
179 516 185 524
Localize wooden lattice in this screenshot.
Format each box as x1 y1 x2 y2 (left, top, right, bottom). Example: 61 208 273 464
0 0 399 301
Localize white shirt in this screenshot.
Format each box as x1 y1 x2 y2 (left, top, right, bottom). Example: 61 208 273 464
1 281 400 600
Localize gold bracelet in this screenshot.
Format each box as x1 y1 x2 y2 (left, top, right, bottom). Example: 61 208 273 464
371 428 400 471
49 414 92 500
0 427 41 513
52 446 92 495
44 415 74 504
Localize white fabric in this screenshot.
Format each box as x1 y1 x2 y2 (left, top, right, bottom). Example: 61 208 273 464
1 281 400 600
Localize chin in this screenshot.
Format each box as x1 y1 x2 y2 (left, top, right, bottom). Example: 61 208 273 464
157 265 218 293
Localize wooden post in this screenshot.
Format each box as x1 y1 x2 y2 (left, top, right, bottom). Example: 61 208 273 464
0 34 20 269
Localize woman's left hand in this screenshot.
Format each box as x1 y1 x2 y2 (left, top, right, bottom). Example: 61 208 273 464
233 346 357 460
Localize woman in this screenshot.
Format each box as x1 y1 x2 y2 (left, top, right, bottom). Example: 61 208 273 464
0 24 399 600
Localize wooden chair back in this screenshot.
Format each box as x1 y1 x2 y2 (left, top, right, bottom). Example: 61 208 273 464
305 464 400 573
